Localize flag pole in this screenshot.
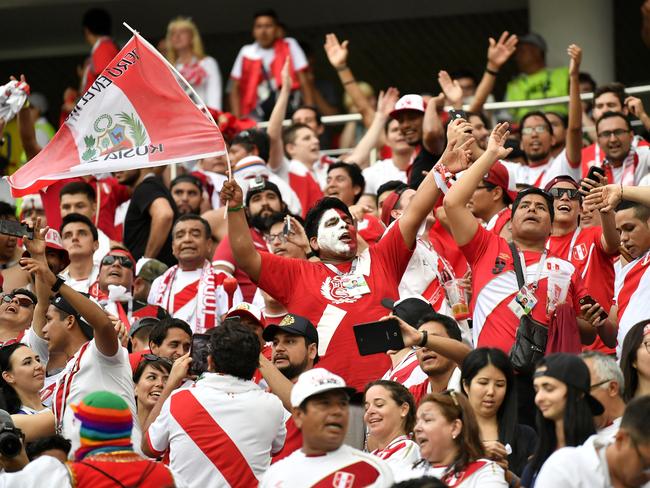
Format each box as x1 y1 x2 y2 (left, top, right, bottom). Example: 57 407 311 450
122 22 233 187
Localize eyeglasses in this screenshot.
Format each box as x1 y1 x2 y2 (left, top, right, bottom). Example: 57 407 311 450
549 187 580 200
264 232 295 244
598 129 630 139
101 254 134 269
1 294 34 308
521 125 549 135
141 354 173 366
590 378 612 390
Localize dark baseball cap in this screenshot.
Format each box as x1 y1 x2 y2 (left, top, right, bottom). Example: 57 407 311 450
245 177 283 207
129 317 160 338
51 294 94 340
263 313 319 346
535 353 604 415
518 33 547 53
381 296 434 328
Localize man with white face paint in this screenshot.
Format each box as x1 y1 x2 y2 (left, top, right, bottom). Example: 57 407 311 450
221 136 474 392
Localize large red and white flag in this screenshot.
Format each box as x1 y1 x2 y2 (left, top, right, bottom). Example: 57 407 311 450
7 30 226 197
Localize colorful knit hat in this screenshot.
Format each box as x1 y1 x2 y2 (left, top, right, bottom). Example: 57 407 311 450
72 390 133 461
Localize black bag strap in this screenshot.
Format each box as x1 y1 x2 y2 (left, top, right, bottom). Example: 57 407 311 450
509 241 525 289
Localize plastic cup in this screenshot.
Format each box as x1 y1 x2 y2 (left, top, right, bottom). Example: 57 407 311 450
444 279 470 321
547 268 572 313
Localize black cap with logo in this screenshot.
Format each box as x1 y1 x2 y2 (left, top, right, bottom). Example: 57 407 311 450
263 313 319 346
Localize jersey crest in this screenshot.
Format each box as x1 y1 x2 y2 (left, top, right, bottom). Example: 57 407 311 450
332 471 356 488
320 276 361 304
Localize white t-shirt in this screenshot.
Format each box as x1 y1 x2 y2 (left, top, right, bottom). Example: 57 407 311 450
52 339 140 458
370 435 420 471
502 148 580 188
92 229 111 267
149 268 202 325
362 159 408 195
176 56 222 111
0 455 71 488
261 444 394 488
230 38 308 79
146 373 285 488
535 434 613 487
394 458 507 487
59 263 100 293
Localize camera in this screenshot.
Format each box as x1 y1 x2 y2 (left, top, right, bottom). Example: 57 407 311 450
0 410 23 458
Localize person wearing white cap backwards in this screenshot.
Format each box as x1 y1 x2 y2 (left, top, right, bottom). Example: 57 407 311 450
261 368 394 487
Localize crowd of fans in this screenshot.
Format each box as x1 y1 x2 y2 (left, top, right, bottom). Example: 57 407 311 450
0 5 649 488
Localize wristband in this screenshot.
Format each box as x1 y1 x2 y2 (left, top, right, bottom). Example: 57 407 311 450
336 65 349 72
51 275 65 293
419 330 428 347
485 67 499 76
227 205 244 213
432 161 455 195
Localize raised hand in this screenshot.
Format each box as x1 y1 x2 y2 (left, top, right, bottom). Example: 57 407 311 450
625 96 647 120
376 87 400 118
280 58 291 91
442 138 475 174
22 217 47 257
486 122 513 160
584 184 622 213
446 118 474 147
284 216 311 255
220 179 244 208
567 44 582 77
487 31 518 71
438 71 463 107
18 256 56 287
324 33 349 69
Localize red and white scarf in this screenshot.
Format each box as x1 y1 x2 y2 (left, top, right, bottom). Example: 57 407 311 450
153 260 217 333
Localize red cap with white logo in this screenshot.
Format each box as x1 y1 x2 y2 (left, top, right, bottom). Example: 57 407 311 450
389 94 426 119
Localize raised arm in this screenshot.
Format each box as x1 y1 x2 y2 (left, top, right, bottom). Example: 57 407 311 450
581 174 620 254
438 71 463 110
398 137 474 248
229 79 242 118
443 123 512 246
423 93 446 155
21 219 48 338
324 33 375 128
145 198 174 259
624 96 650 133
266 59 292 171
585 184 650 212
566 44 583 166
221 179 262 282
345 87 399 167
468 32 518 114
258 354 294 411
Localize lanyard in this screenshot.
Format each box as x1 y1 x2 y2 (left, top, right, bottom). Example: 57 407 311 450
324 258 358 277
547 228 580 261
516 249 548 292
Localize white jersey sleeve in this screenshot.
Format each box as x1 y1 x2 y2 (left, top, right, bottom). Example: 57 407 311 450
286 37 308 71
145 393 172 456
22 327 49 366
230 46 246 79
535 448 584 487
200 56 223 111
0 455 71 488
147 275 164 305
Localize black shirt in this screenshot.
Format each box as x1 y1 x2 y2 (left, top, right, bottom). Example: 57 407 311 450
408 144 440 189
124 175 177 266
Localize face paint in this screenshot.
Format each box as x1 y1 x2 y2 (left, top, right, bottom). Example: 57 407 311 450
317 208 356 255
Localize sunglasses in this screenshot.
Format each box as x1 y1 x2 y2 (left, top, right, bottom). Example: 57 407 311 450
2 294 34 308
549 188 580 200
141 354 173 366
101 254 134 269
521 125 549 135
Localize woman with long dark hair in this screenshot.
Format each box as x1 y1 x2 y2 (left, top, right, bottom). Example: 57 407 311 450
461 348 537 476
620 319 650 401
521 353 603 487
364 380 420 468
0 343 47 414
396 390 507 487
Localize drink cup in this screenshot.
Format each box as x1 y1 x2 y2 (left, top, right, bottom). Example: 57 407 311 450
444 279 470 321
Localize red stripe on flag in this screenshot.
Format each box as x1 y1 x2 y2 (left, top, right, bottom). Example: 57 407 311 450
312 461 381 487
170 390 258 488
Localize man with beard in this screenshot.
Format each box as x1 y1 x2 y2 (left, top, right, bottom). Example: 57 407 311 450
119 167 177 266
169 175 204 216
150 214 241 332
214 179 288 302
259 313 319 462
501 44 584 188
222 134 474 391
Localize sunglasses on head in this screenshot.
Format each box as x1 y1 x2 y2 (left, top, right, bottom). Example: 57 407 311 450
2 294 34 308
141 353 173 366
101 254 134 269
548 187 580 200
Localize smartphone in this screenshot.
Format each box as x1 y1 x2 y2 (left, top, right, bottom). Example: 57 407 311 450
582 166 606 192
579 296 608 322
353 319 405 356
448 109 467 121
0 220 33 240
189 333 211 376
282 215 291 237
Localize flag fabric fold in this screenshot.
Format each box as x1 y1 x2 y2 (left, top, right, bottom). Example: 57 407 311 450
7 31 226 197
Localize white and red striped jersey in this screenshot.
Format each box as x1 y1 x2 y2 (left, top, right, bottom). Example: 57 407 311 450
502 149 580 189
273 157 324 218
394 458 507 487
261 444 394 488
381 350 428 388
614 250 650 357
146 373 285 488
461 226 587 352
408 367 462 406
370 435 420 470
52 340 140 458
580 135 650 180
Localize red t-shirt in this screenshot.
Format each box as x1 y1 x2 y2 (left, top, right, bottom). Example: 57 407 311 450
213 228 267 303
83 37 120 93
461 226 587 352
547 227 616 354
288 170 323 218
257 223 413 390
358 214 385 244
429 221 469 278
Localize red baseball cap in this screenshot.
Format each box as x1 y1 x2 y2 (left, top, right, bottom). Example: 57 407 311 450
483 162 517 203
225 302 266 329
389 94 426 119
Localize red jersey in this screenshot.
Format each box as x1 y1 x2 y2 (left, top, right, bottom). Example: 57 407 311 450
287 160 324 218
213 228 267 302
462 226 587 352
82 37 120 94
358 214 385 244
40 176 130 241
547 227 616 354
429 221 469 278
485 207 512 237
257 223 413 390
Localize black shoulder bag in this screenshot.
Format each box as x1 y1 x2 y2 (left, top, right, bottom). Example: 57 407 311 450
508 242 548 374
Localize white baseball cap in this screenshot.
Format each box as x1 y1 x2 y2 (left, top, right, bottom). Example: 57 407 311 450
290 368 356 408
225 302 265 328
389 94 426 119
